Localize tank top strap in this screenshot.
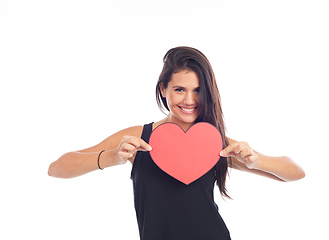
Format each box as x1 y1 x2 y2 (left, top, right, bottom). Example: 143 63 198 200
140 122 153 143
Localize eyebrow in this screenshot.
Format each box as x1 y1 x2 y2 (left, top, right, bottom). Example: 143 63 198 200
173 86 200 90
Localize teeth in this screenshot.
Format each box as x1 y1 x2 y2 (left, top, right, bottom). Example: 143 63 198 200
181 107 195 112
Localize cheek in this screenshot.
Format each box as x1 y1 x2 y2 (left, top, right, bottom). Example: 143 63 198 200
195 95 200 103
165 94 180 112
167 92 178 106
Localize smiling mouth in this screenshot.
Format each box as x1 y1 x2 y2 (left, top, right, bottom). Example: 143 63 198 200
178 106 197 113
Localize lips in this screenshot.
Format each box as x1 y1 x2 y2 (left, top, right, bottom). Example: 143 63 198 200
178 106 197 114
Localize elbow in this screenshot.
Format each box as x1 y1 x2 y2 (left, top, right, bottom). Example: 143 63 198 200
293 160 306 181
47 153 71 178
48 161 58 178
48 167 52 177
287 171 305 182
48 162 70 179
285 162 306 182
288 170 305 182
297 168 306 180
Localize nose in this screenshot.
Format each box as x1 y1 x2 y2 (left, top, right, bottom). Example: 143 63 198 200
184 91 195 105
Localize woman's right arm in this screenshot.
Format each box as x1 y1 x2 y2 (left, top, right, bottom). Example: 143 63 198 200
48 126 152 179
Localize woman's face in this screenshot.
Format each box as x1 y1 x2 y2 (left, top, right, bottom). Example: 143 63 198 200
160 70 200 129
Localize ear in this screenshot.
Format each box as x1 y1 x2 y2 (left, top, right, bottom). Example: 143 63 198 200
159 83 166 98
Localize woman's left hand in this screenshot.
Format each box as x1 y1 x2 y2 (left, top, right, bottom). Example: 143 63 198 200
220 141 260 169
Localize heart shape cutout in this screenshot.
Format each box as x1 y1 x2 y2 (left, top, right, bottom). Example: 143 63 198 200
149 122 223 185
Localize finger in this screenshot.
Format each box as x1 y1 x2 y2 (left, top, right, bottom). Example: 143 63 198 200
136 139 152 151
222 142 252 157
245 154 258 163
239 148 254 158
220 142 240 157
118 151 133 160
244 155 259 169
122 142 137 152
122 137 149 151
223 151 238 158
233 145 243 154
233 142 251 154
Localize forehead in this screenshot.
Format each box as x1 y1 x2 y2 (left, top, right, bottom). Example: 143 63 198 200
170 70 200 87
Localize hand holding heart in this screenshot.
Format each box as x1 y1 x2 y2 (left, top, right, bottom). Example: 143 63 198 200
114 135 152 164
220 141 259 169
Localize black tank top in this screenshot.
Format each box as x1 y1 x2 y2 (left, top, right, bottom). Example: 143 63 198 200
131 123 231 240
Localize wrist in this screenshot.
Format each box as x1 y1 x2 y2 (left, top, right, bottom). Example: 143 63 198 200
251 155 262 170
98 150 117 169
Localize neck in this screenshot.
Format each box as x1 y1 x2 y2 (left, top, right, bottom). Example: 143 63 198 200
164 115 194 132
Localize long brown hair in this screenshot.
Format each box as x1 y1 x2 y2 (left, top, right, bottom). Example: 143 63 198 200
156 46 231 198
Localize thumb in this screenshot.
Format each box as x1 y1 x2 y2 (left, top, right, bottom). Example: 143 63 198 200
137 140 152 152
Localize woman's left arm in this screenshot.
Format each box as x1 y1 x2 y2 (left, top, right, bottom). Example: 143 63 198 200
220 138 305 182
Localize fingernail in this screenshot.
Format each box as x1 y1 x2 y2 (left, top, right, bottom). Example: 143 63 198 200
219 151 223 156
148 145 152 151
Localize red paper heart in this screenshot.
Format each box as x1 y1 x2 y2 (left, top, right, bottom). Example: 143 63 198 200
149 122 222 185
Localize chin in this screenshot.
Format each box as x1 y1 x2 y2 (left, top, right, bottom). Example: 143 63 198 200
178 115 199 124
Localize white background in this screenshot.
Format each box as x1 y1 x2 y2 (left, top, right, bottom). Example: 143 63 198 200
1 0 328 239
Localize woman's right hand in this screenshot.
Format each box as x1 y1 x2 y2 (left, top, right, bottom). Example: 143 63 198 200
114 135 152 164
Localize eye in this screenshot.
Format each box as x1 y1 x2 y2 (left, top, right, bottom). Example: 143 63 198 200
194 87 200 93
174 88 184 92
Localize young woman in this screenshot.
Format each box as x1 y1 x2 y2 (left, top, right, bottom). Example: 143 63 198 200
48 46 305 240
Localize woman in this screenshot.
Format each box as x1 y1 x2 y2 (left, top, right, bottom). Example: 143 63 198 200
48 46 305 239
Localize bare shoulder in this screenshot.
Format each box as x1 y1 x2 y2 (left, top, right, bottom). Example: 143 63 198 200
77 125 144 153
117 125 144 137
